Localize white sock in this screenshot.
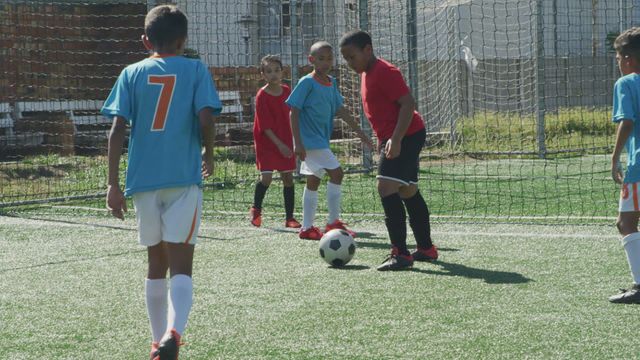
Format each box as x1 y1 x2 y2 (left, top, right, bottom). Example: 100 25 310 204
145 278 168 343
302 187 318 230
167 274 193 336
622 232 640 284
326 182 341 224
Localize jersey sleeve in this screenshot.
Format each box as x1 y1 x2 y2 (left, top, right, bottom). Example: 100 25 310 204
254 91 275 133
286 77 312 110
613 78 637 123
194 61 223 116
380 66 411 102
101 68 132 123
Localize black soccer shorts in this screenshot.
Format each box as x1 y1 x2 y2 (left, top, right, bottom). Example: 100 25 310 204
377 128 426 185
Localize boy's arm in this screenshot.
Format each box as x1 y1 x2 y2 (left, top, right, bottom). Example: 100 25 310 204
612 119 633 184
199 107 216 178
386 93 416 159
336 106 373 149
107 116 127 220
290 108 306 160
264 129 293 158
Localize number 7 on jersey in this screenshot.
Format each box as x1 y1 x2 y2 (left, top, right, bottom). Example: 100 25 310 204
148 75 176 131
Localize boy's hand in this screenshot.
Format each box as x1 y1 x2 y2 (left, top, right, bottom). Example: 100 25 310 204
278 143 293 158
612 160 624 184
384 138 401 159
202 154 214 178
106 185 127 220
294 143 306 161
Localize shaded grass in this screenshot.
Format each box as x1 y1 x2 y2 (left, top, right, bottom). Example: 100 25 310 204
1 216 638 359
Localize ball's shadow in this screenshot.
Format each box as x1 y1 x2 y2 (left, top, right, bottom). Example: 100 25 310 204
327 264 370 271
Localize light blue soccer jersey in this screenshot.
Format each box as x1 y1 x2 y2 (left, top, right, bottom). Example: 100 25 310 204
613 73 640 183
101 55 222 196
286 74 344 150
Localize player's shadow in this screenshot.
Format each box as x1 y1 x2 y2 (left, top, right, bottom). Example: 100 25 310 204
353 231 380 240
412 260 532 284
326 264 370 271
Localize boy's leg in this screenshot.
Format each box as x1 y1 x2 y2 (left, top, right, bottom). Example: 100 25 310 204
399 184 437 261
611 211 640 303
281 171 297 222
146 243 169 344
251 172 272 226
166 243 195 336
302 176 321 230
158 185 200 336
378 179 408 255
377 178 413 271
254 172 272 209
325 167 344 225
134 190 170 345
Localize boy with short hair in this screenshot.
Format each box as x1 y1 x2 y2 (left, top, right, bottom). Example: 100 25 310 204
287 40 373 240
339 30 438 271
102 5 222 358
250 55 301 229
609 27 640 304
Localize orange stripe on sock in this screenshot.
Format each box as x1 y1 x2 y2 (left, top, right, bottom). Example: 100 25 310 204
633 183 639 211
184 207 198 244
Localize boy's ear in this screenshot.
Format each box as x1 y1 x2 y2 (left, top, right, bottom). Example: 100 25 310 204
364 44 373 56
141 34 153 51
308 55 315 63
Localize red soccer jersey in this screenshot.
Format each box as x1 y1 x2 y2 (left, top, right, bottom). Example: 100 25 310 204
361 58 425 141
253 84 296 171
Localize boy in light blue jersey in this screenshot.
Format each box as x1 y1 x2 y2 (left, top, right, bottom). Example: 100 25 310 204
610 27 640 304
102 5 221 358
287 41 372 240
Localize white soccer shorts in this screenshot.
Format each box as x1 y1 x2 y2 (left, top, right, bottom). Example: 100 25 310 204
300 148 340 178
619 182 640 212
132 185 203 246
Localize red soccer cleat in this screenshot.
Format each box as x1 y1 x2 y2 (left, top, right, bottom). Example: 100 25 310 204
325 219 356 238
411 245 439 262
285 218 302 228
250 206 262 227
299 226 323 240
150 342 159 360
152 328 183 360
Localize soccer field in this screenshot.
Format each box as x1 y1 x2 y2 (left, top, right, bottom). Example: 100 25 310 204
2 214 639 359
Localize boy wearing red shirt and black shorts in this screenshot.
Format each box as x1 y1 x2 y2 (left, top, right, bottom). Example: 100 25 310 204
340 30 438 271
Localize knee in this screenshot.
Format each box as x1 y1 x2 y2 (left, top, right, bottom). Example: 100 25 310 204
329 168 343 184
281 173 294 186
377 182 395 198
260 176 272 187
398 185 418 199
617 218 634 236
147 260 168 279
306 176 321 191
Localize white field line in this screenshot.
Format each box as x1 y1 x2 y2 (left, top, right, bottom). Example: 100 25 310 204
35 206 621 222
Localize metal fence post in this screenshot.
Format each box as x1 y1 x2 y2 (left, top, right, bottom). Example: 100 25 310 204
359 0 373 170
535 0 546 159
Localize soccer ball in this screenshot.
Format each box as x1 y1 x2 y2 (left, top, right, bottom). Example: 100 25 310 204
319 229 355 267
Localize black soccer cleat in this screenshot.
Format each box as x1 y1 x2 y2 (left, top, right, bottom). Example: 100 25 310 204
377 249 414 271
152 329 183 360
609 284 640 304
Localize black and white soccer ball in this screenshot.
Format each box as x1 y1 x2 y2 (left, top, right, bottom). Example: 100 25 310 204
319 229 355 267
